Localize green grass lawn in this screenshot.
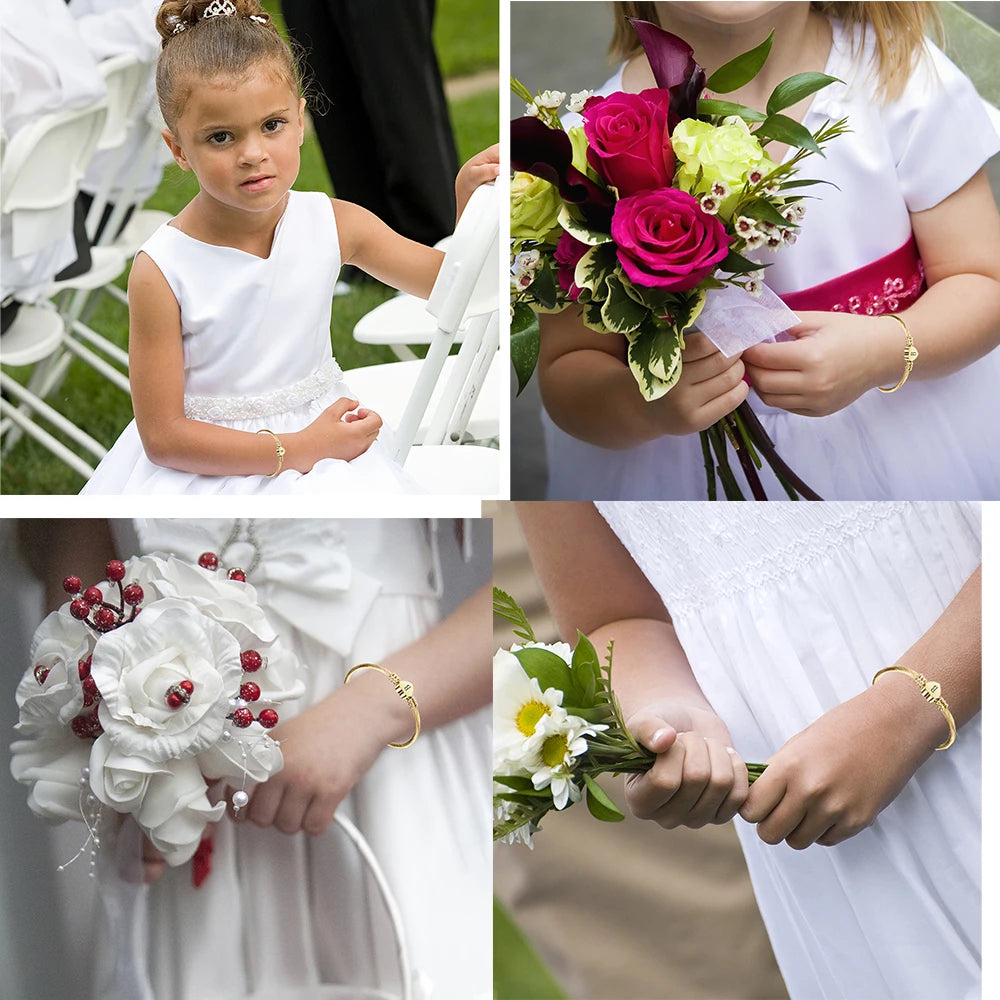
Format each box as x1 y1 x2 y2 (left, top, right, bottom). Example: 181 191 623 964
1 2 498 495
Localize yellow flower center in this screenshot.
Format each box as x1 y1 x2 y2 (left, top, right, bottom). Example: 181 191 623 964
541 733 569 769
515 699 549 736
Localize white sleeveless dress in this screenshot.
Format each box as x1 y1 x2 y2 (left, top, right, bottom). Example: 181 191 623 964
543 22 1000 500
101 518 491 1000
81 191 416 495
595 501 982 1000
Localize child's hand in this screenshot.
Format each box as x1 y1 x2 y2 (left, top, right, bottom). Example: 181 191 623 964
625 698 749 829
235 681 398 836
287 398 383 471
740 680 942 850
456 143 500 221
651 331 749 435
743 312 903 417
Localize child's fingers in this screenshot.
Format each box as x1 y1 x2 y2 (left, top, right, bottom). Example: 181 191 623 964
682 331 726 363
302 793 339 837
745 366 804 396
141 840 167 884
785 812 837 851
739 764 786 824
271 786 310 836
713 745 750 824
657 732 714 824
626 746 685 820
741 341 804 370
626 710 678 754
686 736 744 828
755 797 808 846
326 397 360 421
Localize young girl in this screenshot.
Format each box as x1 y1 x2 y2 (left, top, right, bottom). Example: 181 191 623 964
81 0 499 495
17 516 492 1000
518 501 981 999
530 2 1000 500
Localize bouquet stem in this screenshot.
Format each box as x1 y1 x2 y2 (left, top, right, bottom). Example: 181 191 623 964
700 401 822 500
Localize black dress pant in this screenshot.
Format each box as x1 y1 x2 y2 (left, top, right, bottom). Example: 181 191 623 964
282 0 460 248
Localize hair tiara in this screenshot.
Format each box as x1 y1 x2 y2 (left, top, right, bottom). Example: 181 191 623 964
172 1 269 36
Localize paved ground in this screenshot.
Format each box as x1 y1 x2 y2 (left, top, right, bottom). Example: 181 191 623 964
509 1 1000 499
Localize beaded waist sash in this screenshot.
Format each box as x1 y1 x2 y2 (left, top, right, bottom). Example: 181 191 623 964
779 234 926 316
184 357 345 421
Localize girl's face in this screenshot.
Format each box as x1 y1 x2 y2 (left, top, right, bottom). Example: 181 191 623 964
164 66 305 216
659 2 789 27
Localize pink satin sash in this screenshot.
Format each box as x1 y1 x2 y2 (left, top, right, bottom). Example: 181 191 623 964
779 234 926 315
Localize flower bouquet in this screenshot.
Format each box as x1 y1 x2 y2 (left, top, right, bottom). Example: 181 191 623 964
10 551 305 876
510 20 848 499
493 589 764 846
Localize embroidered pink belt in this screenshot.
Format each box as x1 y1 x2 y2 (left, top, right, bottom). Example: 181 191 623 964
779 234 926 316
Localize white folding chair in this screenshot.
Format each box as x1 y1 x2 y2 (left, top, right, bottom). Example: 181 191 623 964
345 182 501 494
1 99 112 477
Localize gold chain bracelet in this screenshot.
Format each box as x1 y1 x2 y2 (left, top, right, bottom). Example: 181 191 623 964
344 663 420 748
872 665 956 750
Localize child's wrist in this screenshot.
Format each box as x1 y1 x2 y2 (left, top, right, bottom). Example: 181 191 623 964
340 666 416 746
281 431 313 474
867 668 951 756
869 313 913 389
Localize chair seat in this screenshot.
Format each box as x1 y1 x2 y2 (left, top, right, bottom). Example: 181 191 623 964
0 304 65 366
345 352 499 443
46 245 126 294
403 443 500 496
353 293 467 346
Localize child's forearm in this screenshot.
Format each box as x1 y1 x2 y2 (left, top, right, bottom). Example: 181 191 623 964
587 617 719 723
891 277 1000 382
336 583 492 745
138 417 299 477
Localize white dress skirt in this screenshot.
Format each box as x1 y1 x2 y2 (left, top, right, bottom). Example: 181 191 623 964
595 501 981 1000
112 518 491 1000
543 20 1000 500
81 191 416 495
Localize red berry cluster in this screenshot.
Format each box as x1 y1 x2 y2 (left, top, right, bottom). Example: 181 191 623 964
198 552 247 583
63 560 144 636
228 648 279 730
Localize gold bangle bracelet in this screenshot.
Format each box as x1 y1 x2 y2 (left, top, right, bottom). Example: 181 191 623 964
877 313 918 393
255 428 285 478
872 665 956 750
344 663 420 748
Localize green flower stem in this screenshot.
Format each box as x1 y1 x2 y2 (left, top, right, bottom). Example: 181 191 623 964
735 401 822 500
707 422 745 499
700 431 718 501
725 413 768 500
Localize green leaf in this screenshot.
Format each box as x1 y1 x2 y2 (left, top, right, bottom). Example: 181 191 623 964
705 31 774 93
755 114 822 154
626 324 683 401
574 242 618 300
739 197 791 228
493 774 535 792
719 249 767 274
557 205 613 247
511 647 573 694
494 899 570 1000
583 773 625 822
492 586 536 643
600 273 650 334
581 300 607 333
530 258 559 310
510 303 540 396
766 72 840 116
570 631 601 707
697 98 767 123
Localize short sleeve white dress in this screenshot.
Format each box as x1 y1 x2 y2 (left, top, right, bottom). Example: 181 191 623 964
111 518 491 1000
81 191 416 495
595 501 982 1000
544 22 1000 500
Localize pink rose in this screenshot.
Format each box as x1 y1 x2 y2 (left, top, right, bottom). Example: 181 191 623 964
554 231 589 301
611 188 730 291
582 89 675 196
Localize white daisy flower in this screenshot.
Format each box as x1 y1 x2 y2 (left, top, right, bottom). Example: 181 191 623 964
493 648 568 768
567 90 595 113
528 714 607 810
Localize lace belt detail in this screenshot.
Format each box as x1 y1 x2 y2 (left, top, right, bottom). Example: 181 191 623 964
184 357 345 421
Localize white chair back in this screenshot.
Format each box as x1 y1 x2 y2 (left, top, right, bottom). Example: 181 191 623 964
392 182 499 461
1 100 108 257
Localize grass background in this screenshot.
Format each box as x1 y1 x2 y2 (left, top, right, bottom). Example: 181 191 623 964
1 0 498 495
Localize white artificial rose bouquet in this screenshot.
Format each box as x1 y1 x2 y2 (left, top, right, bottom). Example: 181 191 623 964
11 553 305 870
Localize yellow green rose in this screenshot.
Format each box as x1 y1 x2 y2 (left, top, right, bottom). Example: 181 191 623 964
511 171 563 242
672 116 777 219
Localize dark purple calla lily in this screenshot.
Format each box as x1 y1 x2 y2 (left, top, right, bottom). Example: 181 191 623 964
629 18 707 131
511 116 613 230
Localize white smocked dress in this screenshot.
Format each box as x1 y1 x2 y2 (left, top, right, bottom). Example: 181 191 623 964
112 518 490 1000
82 191 416 495
544 21 1000 500
596 501 982 1000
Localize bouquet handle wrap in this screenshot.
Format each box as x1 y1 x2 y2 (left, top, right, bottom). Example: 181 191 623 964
93 818 154 1000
